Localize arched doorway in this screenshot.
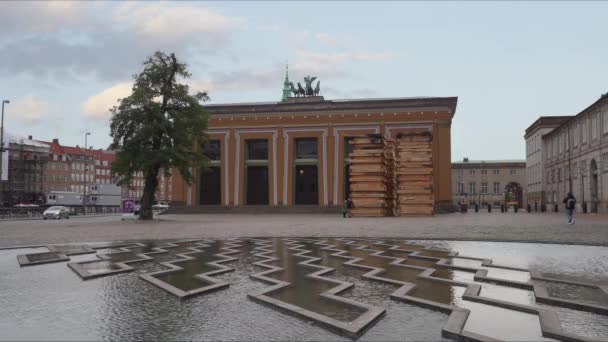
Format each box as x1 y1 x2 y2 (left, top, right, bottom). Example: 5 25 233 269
590 159 598 213
504 182 523 208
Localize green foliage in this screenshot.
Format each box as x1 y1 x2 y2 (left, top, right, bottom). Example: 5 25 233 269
109 51 209 188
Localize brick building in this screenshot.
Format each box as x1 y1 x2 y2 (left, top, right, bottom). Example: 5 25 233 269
168 73 457 210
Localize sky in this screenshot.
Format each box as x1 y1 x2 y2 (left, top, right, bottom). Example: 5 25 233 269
1 1 607 161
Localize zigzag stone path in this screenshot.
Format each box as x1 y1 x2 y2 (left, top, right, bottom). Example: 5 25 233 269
9 238 608 341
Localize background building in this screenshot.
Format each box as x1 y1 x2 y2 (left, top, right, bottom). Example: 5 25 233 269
524 116 572 207
541 93 608 213
170 89 458 211
0 134 50 206
451 158 526 208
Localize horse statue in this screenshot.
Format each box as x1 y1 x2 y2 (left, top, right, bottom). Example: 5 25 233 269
313 80 320 96
297 82 306 97
304 76 317 96
289 82 298 97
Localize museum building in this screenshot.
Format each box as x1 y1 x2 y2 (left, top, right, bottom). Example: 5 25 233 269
170 72 458 211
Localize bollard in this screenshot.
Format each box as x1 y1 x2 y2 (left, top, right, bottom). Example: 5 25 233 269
554 204 558 212
541 204 546 212
535 203 538 212
527 204 531 213
515 206 519 213
500 205 504 213
582 202 587 214
475 204 479 213
488 204 492 213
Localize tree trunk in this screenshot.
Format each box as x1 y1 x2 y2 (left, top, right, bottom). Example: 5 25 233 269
139 167 159 220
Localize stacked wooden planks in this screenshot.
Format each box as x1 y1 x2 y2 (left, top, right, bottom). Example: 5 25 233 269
396 131 434 216
384 138 397 216
348 134 390 217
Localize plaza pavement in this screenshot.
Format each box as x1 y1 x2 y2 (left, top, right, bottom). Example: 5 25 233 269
0 211 606 248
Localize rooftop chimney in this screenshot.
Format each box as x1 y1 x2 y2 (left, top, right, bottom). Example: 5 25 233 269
52 138 59 144
463 157 469 162
28 135 32 140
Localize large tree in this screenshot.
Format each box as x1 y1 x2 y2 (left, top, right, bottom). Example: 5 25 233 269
110 51 209 220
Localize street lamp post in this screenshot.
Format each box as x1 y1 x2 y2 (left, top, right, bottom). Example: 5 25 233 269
0 100 10 207
83 132 91 214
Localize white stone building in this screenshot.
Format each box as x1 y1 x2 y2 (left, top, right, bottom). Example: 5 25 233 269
524 116 572 208
541 93 608 213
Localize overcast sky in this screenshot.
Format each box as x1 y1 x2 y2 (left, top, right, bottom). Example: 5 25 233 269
1 1 607 161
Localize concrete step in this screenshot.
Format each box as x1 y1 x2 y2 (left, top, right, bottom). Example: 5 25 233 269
168 205 341 215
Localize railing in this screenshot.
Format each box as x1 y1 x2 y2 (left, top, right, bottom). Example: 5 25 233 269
0 206 122 220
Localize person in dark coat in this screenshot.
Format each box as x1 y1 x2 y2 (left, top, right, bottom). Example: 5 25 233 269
562 192 576 225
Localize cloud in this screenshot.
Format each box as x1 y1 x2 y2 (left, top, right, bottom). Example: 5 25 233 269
0 2 244 83
314 32 337 46
295 51 397 65
323 87 378 99
82 82 132 121
112 2 245 45
0 1 92 36
11 95 51 124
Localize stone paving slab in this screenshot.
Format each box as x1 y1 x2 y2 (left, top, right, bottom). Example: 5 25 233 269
0 212 606 248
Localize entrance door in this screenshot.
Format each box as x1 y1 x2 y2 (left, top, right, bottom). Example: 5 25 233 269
295 165 318 205
246 166 269 205
200 166 221 205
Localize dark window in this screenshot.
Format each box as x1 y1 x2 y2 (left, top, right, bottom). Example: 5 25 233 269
344 137 354 159
246 139 268 160
202 140 221 160
295 138 318 159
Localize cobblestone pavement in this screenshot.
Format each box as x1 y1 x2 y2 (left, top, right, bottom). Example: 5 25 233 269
0 212 606 248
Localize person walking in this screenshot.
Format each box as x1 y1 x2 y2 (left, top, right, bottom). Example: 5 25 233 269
562 192 576 225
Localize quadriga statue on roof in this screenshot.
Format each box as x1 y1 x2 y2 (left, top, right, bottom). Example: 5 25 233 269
290 76 321 97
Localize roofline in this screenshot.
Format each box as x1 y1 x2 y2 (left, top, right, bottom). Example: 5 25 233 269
542 93 608 139
524 116 574 137
203 96 458 117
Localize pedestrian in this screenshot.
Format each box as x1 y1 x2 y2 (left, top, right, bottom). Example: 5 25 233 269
342 200 349 218
344 197 354 218
562 192 576 225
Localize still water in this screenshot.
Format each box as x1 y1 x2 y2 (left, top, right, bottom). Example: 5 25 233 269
0 239 606 341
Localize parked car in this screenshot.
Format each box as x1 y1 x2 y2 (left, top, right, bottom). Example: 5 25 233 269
43 206 70 220
152 204 170 215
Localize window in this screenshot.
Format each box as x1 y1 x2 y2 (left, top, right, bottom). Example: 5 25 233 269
557 168 561 181
581 159 587 174
481 182 488 194
202 139 221 160
469 170 475 175
493 182 500 194
572 162 578 178
573 124 579 147
582 120 588 143
49 195 56 200
102 160 108 167
95 160 100 166
469 182 476 195
457 183 464 194
457 170 463 177
246 139 268 160
603 107 608 134
510 170 516 175
295 138 318 159
493 169 499 175
592 114 599 140
480 169 487 175
344 137 354 159
603 153 608 171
